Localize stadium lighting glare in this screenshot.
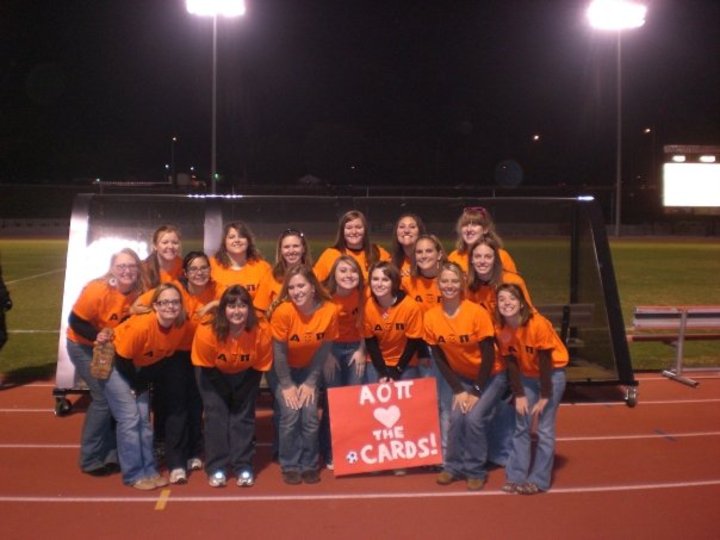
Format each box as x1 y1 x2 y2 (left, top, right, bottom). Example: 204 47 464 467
186 0 246 17
587 0 647 237
186 0 246 194
672 155 686 163
587 0 647 30
699 156 717 163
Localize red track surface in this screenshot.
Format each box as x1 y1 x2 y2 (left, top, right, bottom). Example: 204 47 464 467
1 373 719 539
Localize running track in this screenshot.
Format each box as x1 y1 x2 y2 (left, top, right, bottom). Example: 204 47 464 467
0 373 718 539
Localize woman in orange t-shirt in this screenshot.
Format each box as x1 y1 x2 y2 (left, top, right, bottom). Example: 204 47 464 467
192 285 273 488
104 283 193 490
495 283 568 495
363 261 424 384
210 221 271 300
447 207 517 275
313 210 390 282
254 228 313 317
423 262 504 491
390 213 426 277
318 255 366 469
268 266 339 485
141 225 184 289
66 248 144 476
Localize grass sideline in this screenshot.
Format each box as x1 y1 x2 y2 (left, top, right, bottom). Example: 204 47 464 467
0 237 718 383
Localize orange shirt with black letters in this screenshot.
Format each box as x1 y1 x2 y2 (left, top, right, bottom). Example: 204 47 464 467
191 320 272 373
67 279 141 346
401 274 442 315
270 301 339 369
113 313 193 368
209 258 271 300
331 289 364 343
424 300 500 379
495 314 569 377
363 294 423 367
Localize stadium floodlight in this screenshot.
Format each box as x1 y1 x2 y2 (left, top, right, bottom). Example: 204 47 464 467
587 0 647 237
186 0 246 194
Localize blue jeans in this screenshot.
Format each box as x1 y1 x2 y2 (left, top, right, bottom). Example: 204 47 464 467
273 367 320 473
445 372 507 480
66 339 117 472
319 341 365 463
103 368 156 485
365 363 421 384
419 353 453 459
505 369 566 491
487 398 516 466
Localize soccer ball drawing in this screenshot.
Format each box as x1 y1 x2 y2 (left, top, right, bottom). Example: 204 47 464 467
345 451 359 465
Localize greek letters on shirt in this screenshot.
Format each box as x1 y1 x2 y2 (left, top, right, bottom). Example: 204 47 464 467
217 353 251 364
372 322 406 334
289 331 326 343
413 294 442 305
436 333 471 344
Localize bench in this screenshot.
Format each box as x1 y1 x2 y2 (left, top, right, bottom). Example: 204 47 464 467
537 303 595 348
629 305 720 387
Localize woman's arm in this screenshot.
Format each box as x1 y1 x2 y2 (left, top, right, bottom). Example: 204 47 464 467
364 336 389 379
68 311 99 342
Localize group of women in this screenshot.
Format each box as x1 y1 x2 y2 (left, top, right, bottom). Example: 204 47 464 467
66 207 568 494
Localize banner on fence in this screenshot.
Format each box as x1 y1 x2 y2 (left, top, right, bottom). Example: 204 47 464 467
327 378 442 476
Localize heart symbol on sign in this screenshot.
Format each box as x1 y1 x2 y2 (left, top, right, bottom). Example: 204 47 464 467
373 405 401 429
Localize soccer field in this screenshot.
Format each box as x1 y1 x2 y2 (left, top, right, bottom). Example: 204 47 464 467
0 237 718 380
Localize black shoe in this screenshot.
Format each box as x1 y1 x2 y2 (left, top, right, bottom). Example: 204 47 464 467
301 469 320 484
282 471 302 485
84 465 112 477
104 462 121 474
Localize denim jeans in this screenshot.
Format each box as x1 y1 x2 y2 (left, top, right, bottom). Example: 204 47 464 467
196 367 261 477
505 369 566 491
319 341 364 463
418 353 453 459
487 398 516 466
444 371 507 480
66 339 118 472
273 366 322 473
103 367 156 485
364 363 421 384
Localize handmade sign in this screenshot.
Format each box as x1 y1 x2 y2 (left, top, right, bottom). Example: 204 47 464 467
328 378 442 476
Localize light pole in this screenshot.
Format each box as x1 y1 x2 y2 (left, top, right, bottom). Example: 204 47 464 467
587 0 647 236
186 0 246 194
170 136 177 185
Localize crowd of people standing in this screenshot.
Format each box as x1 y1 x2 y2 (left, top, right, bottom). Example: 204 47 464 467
65 207 568 494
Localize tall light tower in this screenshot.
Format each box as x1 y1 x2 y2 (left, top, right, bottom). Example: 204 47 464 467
587 0 647 236
186 0 246 194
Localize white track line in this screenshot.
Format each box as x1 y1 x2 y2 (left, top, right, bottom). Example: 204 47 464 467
0 479 719 503
6 268 64 285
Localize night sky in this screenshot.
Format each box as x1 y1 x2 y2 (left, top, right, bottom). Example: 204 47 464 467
2 0 719 189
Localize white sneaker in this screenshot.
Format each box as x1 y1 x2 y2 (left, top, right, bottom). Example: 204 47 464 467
209 471 227 488
187 457 203 471
236 469 255 487
169 468 187 484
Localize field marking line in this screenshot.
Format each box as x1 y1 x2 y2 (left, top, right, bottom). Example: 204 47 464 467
3 432 719 450
155 489 171 510
0 479 719 504
6 268 65 285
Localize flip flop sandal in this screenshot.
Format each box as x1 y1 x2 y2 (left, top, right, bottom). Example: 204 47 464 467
517 482 541 495
501 482 519 493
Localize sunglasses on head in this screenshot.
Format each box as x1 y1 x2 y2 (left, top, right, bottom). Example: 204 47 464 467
463 206 488 217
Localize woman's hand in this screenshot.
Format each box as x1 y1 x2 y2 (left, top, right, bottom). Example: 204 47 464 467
515 395 529 416
281 386 300 410
452 392 479 414
323 354 338 383
297 383 316 407
95 328 114 344
349 350 366 379
531 397 549 417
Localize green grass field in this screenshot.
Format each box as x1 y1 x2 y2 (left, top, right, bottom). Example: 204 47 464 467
1 238 718 382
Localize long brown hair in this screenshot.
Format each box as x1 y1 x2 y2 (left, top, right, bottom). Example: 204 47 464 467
104 248 145 296
455 207 504 253
214 221 263 267
391 213 426 270
150 282 187 327
323 255 365 295
142 225 181 288
495 283 533 327
467 237 504 292
331 210 380 272
271 228 313 281
212 285 258 341
268 265 332 319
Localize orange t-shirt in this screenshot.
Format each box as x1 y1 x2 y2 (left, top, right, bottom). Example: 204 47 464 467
363 294 423 367
331 289 364 343
67 279 141 346
209 257 271 299
423 300 500 379
495 314 569 377
270 301 339 369
401 274 442 314
191 319 272 373
313 245 391 282
113 313 193 368
467 270 533 320
253 273 282 313
447 248 517 275
159 257 184 284
136 280 225 349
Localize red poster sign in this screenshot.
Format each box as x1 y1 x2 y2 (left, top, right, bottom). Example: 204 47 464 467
327 378 442 476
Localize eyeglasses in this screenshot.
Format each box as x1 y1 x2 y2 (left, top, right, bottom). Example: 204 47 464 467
186 265 210 275
463 206 488 217
155 299 182 308
114 264 139 272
